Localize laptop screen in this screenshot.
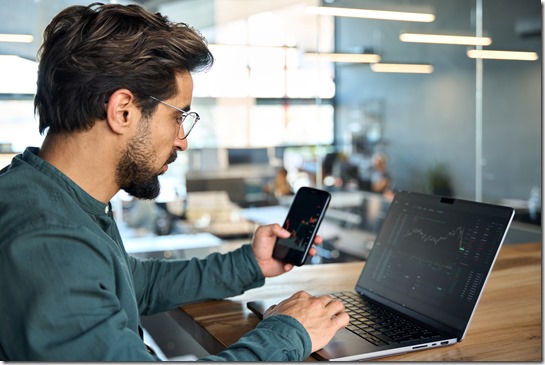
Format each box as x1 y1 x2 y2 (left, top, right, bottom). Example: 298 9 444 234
357 191 514 336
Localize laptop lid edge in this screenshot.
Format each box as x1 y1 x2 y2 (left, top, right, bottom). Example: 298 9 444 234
458 207 516 341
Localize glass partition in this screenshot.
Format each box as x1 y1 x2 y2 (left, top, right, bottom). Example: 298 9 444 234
0 0 541 211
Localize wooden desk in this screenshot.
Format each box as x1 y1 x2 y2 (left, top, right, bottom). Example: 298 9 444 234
169 242 542 361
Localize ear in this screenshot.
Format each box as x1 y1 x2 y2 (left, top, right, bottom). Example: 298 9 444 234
105 89 139 135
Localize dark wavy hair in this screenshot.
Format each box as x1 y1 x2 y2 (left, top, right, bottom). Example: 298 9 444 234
34 2 213 134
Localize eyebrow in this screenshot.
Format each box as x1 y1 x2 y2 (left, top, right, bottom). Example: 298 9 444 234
167 104 191 118
174 102 191 113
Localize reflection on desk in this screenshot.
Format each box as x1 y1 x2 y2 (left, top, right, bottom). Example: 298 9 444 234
170 242 542 362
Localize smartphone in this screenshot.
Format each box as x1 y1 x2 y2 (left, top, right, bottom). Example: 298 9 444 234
273 187 331 266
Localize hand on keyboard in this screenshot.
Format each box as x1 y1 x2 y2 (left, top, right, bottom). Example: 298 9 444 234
263 290 350 352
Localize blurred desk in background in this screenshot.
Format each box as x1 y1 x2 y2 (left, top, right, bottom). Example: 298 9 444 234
184 191 256 239
185 165 276 207
276 190 380 209
278 190 391 231
242 205 376 262
124 232 223 260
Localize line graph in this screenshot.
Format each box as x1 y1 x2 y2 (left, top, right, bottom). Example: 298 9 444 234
285 216 318 235
283 214 320 248
403 225 465 249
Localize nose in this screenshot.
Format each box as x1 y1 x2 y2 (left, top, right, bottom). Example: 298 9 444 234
174 136 188 151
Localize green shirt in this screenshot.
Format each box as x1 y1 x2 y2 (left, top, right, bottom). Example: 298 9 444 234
0 147 311 361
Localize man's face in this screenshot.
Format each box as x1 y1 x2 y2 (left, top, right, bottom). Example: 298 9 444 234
116 72 193 199
115 116 174 199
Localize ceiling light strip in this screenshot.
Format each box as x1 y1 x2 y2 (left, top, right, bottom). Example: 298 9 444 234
208 43 295 50
400 33 492 46
305 52 381 63
371 63 434 73
307 6 435 22
0 34 34 43
467 49 539 61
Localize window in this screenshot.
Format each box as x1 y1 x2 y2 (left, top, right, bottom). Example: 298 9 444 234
184 1 336 148
0 99 42 153
0 55 42 156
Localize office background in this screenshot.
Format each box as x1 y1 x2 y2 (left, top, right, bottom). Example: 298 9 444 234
0 0 541 209
0 1 540 358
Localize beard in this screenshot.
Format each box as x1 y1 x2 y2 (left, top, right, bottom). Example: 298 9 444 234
116 117 177 200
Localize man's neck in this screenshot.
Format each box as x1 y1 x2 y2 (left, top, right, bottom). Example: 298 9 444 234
38 131 120 204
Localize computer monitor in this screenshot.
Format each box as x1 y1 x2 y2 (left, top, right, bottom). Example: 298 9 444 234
227 148 270 166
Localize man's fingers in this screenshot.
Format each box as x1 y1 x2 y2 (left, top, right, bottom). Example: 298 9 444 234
315 294 335 305
290 290 312 299
325 297 343 308
331 311 350 326
324 297 346 317
270 223 290 238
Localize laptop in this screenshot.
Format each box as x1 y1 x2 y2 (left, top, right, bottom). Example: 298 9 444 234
247 191 515 361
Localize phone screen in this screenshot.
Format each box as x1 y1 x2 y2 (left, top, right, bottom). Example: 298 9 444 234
273 187 331 266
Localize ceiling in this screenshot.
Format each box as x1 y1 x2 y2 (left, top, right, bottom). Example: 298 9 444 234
0 0 320 60
0 1 540 62
0 0 195 60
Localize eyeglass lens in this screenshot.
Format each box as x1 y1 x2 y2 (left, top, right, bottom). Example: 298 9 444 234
179 113 198 139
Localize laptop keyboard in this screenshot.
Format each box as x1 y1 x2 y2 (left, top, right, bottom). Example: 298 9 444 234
332 291 442 347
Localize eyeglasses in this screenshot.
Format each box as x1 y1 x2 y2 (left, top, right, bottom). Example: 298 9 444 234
149 96 200 140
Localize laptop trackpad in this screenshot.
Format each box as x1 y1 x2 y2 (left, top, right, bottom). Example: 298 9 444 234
315 327 377 360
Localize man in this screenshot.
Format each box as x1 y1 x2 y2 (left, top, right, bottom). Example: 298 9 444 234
0 2 348 361
370 152 394 200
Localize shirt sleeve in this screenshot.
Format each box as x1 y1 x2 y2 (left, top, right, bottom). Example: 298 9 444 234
198 315 312 361
128 244 313 361
1 225 160 361
129 244 265 315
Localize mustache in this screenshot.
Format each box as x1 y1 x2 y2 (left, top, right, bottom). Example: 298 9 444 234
166 151 177 165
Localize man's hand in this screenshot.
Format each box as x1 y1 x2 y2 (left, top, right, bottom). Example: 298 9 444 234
263 291 349 353
251 224 323 278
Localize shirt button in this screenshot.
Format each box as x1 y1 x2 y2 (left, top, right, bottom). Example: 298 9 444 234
105 205 109 214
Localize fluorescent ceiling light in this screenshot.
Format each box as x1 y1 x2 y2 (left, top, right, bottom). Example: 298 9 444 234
0 34 34 43
371 63 434 73
305 52 381 63
209 43 294 50
400 33 492 46
307 6 435 22
467 49 539 61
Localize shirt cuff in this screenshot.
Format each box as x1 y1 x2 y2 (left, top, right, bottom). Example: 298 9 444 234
238 243 265 285
199 314 311 361
256 314 312 360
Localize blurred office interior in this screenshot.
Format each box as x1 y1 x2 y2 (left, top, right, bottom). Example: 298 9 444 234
0 0 541 251
0 0 541 358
